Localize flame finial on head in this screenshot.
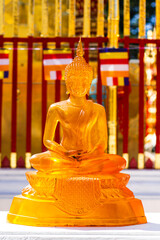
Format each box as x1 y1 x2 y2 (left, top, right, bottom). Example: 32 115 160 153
76 37 84 57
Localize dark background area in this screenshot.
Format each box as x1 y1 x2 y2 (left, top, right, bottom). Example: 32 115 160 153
119 0 155 38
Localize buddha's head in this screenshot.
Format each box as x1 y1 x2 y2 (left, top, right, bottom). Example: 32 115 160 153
65 39 93 97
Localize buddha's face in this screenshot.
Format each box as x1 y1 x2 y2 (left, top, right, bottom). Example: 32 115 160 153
66 74 91 97
65 53 93 97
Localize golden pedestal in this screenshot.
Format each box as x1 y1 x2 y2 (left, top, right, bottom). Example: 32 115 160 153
7 171 147 227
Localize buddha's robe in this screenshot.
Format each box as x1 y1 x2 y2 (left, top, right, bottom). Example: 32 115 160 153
30 100 126 174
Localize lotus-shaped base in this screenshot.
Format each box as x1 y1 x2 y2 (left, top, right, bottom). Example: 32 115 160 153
7 171 147 226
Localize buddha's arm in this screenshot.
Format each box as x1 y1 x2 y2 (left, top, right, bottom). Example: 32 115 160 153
43 105 67 154
80 106 107 159
91 106 107 153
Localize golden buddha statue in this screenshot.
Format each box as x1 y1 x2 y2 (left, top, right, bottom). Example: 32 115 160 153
7 39 147 227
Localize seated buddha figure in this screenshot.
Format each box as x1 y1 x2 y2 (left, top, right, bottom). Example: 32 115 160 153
30 39 126 175
7 39 147 227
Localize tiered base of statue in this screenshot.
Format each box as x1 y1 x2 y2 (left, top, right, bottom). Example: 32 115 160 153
7 171 147 227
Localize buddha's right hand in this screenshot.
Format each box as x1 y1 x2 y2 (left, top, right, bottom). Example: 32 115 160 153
44 140 68 154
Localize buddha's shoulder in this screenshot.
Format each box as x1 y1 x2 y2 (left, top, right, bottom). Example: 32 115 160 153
48 100 68 112
89 101 105 113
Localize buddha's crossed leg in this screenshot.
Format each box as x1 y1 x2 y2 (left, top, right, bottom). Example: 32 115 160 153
30 150 78 172
77 153 126 174
30 150 126 175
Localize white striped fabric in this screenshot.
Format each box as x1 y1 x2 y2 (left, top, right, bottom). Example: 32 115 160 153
43 59 72 66
0 59 9 65
107 77 113 86
50 71 56 80
100 64 129 72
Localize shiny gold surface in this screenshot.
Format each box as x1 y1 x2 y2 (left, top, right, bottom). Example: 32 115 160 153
28 0 34 36
42 0 48 37
25 152 31 168
108 86 117 154
10 152 17 168
138 0 146 38
12 0 19 37
2 0 69 37
97 0 104 37
68 0 75 37
108 0 119 48
123 0 130 36
155 153 160 169
55 0 62 36
0 0 4 35
138 153 145 169
156 0 160 39
83 0 91 37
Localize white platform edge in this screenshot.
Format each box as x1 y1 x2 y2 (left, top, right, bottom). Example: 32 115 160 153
0 212 160 240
